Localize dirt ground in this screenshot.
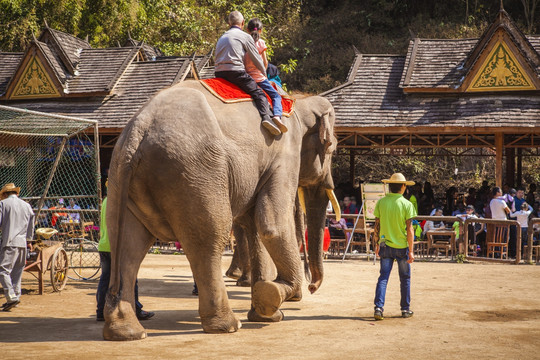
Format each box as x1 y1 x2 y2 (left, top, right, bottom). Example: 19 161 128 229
1 254 540 359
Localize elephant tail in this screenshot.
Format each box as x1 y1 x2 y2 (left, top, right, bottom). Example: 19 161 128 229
106 114 149 297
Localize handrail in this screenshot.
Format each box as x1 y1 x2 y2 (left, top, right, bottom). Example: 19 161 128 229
463 218 521 264
526 218 540 263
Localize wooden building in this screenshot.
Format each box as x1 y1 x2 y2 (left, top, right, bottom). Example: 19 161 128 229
322 9 540 187
0 25 214 169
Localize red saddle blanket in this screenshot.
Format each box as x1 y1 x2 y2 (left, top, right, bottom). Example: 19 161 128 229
200 78 295 117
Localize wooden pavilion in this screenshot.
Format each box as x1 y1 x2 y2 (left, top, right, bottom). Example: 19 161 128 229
322 8 540 188
0 25 215 168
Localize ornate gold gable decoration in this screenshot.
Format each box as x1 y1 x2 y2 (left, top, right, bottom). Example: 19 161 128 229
10 56 61 99
467 40 536 92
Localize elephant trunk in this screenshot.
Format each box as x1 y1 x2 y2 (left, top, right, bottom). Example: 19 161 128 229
304 186 334 294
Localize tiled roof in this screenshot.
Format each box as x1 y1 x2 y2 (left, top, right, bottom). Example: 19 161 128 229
34 40 69 85
5 58 191 128
123 38 164 60
67 47 138 93
0 52 23 96
400 35 540 89
40 28 91 69
323 55 540 130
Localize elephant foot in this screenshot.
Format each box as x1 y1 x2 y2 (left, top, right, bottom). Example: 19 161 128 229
236 275 251 287
225 267 242 280
103 302 146 341
286 288 302 302
201 312 242 334
247 307 283 322
252 281 284 318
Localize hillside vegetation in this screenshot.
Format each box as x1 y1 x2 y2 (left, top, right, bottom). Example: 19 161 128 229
1 0 538 93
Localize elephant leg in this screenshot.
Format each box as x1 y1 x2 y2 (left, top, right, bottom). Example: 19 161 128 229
241 219 282 322
251 194 302 320
225 242 243 281
103 209 154 341
181 226 242 334
228 225 251 287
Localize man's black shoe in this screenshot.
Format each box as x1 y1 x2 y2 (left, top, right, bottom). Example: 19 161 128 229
136 310 155 320
2 300 20 311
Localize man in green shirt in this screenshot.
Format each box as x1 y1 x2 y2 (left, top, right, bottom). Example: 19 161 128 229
373 173 416 320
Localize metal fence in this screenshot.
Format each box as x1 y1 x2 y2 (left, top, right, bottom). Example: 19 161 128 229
0 105 101 233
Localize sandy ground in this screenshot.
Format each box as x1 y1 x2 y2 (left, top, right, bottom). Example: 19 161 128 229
1 253 540 359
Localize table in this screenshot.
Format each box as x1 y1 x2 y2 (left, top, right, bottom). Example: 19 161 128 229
425 229 456 259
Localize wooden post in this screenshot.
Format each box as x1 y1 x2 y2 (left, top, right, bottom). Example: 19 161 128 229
495 133 503 188
505 147 515 187
516 148 522 187
349 150 355 185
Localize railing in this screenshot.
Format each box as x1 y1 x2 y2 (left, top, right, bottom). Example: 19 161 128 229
463 218 521 264
526 218 540 263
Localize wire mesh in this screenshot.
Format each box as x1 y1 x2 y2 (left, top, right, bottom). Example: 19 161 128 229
0 105 101 242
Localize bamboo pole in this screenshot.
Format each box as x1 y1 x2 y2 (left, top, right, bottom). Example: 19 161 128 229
35 137 67 225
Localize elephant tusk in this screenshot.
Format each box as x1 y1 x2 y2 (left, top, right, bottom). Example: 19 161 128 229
297 187 307 215
326 189 341 221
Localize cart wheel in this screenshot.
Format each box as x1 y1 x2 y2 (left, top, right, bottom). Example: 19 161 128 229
65 238 101 280
50 247 69 292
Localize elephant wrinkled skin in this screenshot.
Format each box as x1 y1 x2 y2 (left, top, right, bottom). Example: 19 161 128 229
103 80 338 340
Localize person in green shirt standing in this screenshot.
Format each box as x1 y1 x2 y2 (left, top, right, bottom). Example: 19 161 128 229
96 182 154 321
373 173 416 320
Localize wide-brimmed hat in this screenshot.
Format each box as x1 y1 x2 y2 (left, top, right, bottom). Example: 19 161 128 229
0 183 21 196
381 173 415 186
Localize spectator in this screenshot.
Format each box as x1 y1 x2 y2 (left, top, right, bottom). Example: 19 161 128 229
526 183 537 207
452 202 466 216
502 188 516 211
50 198 68 228
513 187 532 212
342 196 359 227
444 187 457 215
490 187 510 220
423 208 444 236
0 183 34 311
419 181 435 215
67 198 81 223
510 202 532 256
466 187 477 207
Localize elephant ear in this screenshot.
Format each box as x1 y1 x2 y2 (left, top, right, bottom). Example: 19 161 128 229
318 108 334 153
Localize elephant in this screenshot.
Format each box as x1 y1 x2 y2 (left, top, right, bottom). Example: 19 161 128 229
103 80 341 340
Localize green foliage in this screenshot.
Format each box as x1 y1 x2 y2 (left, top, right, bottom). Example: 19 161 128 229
152 248 161 254
0 0 537 92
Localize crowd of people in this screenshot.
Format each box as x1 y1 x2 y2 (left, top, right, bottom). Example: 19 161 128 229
329 179 540 259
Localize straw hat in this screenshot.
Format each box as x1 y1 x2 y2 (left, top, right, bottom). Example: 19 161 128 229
381 173 415 186
0 183 21 196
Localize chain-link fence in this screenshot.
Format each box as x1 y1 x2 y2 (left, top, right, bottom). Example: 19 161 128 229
0 105 102 279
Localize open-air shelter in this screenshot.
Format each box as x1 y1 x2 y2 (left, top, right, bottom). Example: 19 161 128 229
322 9 540 188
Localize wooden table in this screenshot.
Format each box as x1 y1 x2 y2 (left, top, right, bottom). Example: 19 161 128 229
425 229 456 259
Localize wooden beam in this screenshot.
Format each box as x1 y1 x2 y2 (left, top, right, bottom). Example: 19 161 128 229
495 133 504 187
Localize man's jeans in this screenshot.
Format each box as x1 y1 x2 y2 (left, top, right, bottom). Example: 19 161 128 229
374 245 411 311
96 252 143 317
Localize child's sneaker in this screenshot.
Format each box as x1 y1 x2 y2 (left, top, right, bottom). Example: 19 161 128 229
262 118 281 136
374 307 384 320
401 309 414 318
272 116 288 133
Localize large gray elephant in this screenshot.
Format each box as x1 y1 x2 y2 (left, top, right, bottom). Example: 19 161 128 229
103 80 340 340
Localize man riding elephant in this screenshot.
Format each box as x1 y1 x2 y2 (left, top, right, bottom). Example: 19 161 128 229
103 76 340 340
